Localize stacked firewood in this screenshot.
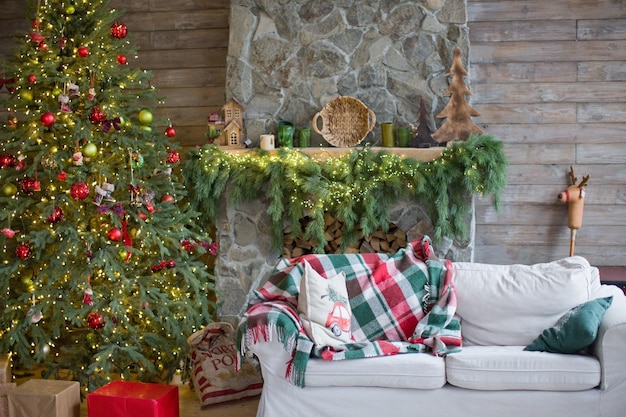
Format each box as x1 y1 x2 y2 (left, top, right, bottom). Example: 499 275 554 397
282 213 407 258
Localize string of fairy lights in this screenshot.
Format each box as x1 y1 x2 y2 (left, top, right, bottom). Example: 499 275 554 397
185 134 508 253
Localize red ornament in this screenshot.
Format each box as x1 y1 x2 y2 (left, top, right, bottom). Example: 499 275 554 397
56 171 67 181
89 107 106 125
77 46 89 57
181 239 195 252
165 126 176 138
70 181 90 200
87 312 105 329
116 54 127 65
161 194 174 203
28 74 37 84
20 177 40 195
15 243 31 260
166 149 180 164
40 111 56 126
137 212 148 221
0 153 16 168
151 259 176 273
107 227 123 241
110 22 128 39
47 206 64 224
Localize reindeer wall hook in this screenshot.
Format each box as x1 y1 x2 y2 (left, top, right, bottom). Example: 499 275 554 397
557 166 590 256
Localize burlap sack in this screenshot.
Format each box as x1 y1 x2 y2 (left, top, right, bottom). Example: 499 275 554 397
187 322 262 407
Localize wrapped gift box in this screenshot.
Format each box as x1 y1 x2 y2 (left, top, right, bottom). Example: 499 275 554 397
87 381 178 417
0 383 16 417
7 379 80 417
0 355 10 384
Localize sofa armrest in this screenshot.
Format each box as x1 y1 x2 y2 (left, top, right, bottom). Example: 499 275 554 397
592 285 626 390
249 339 296 381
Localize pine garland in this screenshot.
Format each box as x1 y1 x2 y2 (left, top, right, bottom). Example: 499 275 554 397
184 134 507 253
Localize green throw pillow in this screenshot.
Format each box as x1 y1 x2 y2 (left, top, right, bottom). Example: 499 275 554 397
525 296 613 354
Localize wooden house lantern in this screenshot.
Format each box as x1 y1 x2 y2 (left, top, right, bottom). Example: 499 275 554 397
208 98 245 148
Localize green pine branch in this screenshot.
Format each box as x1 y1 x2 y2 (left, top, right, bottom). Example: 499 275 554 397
184 134 508 253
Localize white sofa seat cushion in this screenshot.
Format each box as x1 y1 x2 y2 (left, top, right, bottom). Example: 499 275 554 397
305 353 446 389
446 346 601 391
453 256 600 346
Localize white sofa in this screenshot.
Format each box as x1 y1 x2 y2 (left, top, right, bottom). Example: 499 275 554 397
241 256 626 417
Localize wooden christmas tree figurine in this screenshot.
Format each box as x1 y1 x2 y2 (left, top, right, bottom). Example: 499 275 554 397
432 47 484 143
410 98 438 147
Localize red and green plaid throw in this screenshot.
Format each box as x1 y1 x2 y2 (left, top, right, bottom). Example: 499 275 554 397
237 236 461 387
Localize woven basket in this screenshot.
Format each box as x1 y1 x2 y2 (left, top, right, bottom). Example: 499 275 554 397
312 96 376 147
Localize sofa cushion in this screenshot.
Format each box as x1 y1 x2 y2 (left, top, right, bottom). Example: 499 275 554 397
305 352 446 389
446 346 601 391
298 260 354 347
525 296 613 354
453 256 600 346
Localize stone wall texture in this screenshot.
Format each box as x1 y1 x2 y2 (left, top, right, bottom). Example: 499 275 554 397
218 0 471 324
227 0 469 146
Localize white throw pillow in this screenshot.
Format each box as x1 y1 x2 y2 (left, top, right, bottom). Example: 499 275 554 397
453 256 599 346
298 260 353 347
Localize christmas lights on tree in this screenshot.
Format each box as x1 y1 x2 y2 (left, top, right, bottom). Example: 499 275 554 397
0 0 216 391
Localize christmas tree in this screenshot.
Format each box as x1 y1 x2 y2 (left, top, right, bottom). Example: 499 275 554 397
0 0 216 391
432 47 484 143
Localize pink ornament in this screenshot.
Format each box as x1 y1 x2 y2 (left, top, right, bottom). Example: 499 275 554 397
1 228 19 238
29 309 42 323
70 181 90 200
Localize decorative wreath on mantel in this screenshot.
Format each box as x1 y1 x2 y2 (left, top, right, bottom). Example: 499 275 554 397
183 134 508 253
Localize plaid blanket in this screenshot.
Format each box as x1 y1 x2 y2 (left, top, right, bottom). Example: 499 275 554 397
237 236 461 387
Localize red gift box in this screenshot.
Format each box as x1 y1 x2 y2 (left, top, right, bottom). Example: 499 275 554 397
87 381 178 417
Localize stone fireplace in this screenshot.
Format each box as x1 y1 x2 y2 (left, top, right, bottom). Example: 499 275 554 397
216 0 472 324
215 182 474 324
227 0 469 146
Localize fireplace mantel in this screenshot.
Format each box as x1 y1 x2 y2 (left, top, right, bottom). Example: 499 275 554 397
223 146 445 162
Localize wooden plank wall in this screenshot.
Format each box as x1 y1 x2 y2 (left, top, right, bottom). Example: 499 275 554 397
0 0 229 148
2 1 624 266
468 0 626 266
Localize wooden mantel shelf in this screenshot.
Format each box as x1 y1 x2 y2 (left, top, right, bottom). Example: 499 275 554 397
222 146 446 162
